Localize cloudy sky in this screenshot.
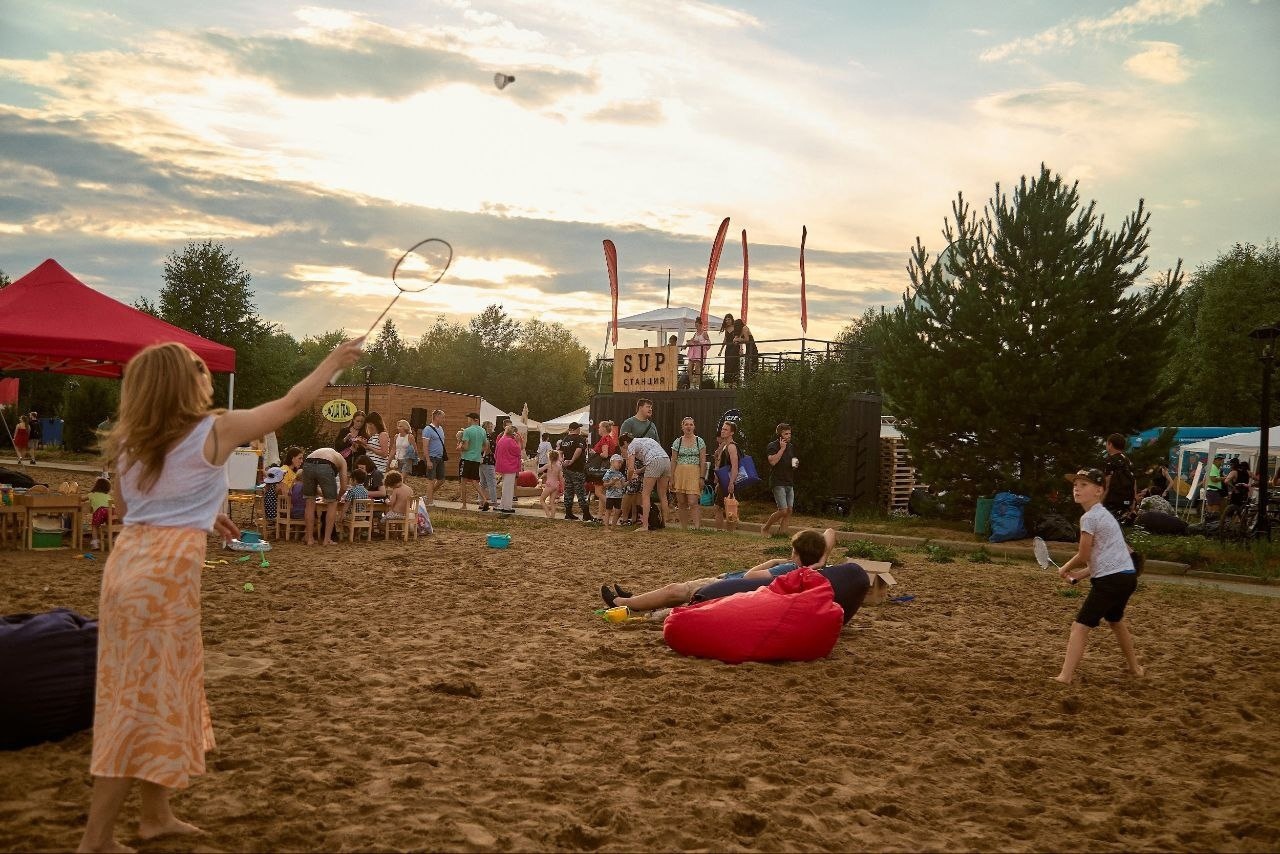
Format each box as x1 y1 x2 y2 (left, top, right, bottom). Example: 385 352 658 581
1 0 1276 351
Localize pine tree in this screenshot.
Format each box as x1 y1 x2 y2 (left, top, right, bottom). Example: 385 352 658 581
877 165 1181 510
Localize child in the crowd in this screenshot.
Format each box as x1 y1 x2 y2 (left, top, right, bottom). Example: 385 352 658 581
539 450 562 519
381 470 414 524
353 454 384 496
85 477 113 550
1053 468 1145 684
261 466 284 522
601 454 626 526
289 479 305 522
393 419 419 473
340 468 370 518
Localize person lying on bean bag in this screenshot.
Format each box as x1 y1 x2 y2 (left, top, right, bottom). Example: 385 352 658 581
663 565 869 663
598 528 837 611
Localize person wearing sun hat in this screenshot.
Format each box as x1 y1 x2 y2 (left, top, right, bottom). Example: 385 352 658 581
1052 467 1145 685
261 465 285 523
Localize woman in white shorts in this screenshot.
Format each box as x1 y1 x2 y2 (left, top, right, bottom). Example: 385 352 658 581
624 434 670 532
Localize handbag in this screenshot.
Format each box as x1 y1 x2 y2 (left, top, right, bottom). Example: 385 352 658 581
699 484 715 507
716 454 761 492
429 426 448 461
585 452 609 481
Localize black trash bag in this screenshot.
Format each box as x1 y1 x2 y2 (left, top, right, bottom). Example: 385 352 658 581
648 502 666 530
1035 512 1078 543
0 466 37 489
1186 520 1217 537
1135 511 1188 536
0 609 98 750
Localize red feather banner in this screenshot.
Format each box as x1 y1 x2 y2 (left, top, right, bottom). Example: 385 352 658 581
799 225 808 334
740 229 749 325
603 239 619 347
700 217 731 329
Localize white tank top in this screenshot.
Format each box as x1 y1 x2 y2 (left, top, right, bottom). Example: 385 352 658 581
120 415 228 530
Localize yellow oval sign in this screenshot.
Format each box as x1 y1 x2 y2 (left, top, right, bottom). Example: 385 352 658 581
322 399 357 423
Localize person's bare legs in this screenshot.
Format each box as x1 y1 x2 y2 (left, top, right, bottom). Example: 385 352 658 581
1054 622 1091 683
691 497 702 529
137 781 201 840
459 478 471 511
321 502 338 546
655 476 670 527
303 497 317 545
621 493 637 524
78 776 134 853
637 482 652 531
425 475 436 506
1109 619 1144 677
675 494 690 529
615 582 695 611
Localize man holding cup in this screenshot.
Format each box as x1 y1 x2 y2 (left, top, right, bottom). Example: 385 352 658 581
761 423 798 537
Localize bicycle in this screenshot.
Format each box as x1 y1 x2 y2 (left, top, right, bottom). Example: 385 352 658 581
1217 501 1254 548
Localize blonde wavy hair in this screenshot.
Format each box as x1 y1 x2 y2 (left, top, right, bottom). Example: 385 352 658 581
104 342 220 493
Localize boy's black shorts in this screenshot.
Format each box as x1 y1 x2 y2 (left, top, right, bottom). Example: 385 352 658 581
1076 571 1138 628
605 496 622 510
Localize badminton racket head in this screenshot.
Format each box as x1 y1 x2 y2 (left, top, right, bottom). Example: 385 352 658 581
1032 536 1054 570
392 238 452 293
494 73 515 90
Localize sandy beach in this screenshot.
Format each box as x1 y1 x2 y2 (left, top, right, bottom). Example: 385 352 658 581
2 490 1278 852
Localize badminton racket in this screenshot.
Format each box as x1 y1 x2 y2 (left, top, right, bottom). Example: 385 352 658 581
333 238 452 382
1033 537 1077 585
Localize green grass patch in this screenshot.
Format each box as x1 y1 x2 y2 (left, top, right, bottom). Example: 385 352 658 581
920 543 955 564
966 547 995 564
761 544 792 557
1127 527 1280 580
844 539 900 566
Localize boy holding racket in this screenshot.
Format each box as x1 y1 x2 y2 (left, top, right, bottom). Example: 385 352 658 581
1053 468 1144 684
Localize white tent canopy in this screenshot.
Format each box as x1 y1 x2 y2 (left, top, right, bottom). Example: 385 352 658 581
540 405 591 435
1176 425 1279 507
603 306 702 354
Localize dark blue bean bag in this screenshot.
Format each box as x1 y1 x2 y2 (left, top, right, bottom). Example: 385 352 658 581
0 609 97 750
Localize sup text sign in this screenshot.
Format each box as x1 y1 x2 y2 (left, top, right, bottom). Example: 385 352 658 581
613 345 678 393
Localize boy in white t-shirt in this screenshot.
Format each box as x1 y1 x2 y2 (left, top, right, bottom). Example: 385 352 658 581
1053 468 1144 684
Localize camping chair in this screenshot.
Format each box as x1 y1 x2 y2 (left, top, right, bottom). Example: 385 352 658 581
102 507 125 552
383 496 418 541
343 499 374 542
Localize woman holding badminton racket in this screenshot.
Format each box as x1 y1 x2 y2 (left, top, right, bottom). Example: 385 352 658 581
79 336 363 853
1052 468 1145 685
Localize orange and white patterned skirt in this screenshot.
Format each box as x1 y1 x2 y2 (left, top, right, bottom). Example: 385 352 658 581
90 524 215 789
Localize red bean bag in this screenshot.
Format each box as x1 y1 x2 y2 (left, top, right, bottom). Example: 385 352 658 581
663 567 844 664
517 470 538 488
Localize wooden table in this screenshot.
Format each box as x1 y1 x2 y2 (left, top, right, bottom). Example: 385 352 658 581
15 492 84 551
0 504 25 548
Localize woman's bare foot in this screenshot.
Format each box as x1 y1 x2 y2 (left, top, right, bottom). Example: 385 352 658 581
1128 664 1145 678
138 817 203 841
77 839 135 853
1051 674 1073 684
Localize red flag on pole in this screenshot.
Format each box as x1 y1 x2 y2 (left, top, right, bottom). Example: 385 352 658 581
700 217 731 329
799 225 808 334
603 239 619 347
740 229 749 325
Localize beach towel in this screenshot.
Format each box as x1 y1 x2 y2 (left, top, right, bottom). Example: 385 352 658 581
663 567 843 664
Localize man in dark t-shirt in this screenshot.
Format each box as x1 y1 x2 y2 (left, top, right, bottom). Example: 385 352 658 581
692 563 870 624
761 423 797 537
557 423 592 521
1102 433 1137 519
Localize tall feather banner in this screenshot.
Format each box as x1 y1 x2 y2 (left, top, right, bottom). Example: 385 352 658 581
603 239 619 347
700 217 731 329
740 229 749 325
799 225 808 334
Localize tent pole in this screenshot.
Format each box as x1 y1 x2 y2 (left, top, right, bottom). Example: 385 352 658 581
228 374 236 410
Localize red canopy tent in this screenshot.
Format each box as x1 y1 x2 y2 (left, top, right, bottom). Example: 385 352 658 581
0 259 237 389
